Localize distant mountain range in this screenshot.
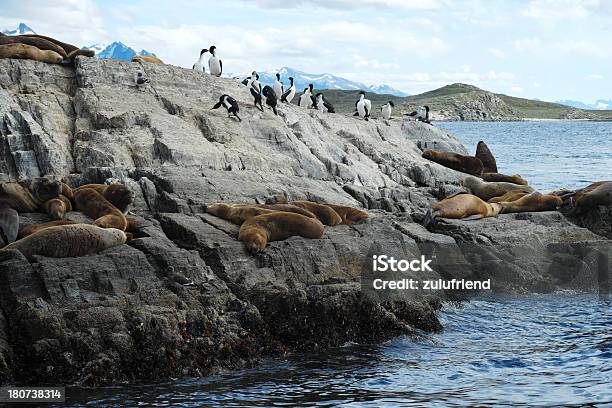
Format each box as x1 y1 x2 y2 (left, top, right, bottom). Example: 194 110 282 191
84 42 156 61
2 22 36 35
556 99 612 110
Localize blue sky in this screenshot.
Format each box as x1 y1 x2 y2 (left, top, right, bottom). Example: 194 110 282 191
1 0 611 103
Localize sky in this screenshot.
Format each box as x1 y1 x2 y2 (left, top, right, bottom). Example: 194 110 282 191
1 0 611 103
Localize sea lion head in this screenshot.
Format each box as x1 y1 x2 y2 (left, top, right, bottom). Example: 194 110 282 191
461 175 481 191
242 229 267 253
206 203 232 218
30 177 62 202
105 228 128 244
421 149 437 160
106 184 134 212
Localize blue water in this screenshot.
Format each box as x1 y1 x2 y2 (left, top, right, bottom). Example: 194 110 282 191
437 121 612 192
64 296 612 407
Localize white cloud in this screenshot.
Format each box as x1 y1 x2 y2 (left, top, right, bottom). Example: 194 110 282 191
585 74 604 80
488 48 506 59
522 0 598 21
249 0 445 10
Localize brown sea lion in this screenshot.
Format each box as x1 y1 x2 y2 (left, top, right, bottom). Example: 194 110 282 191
0 178 62 212
423 193 501 228
65 48 95 61
498 192 562 214
238 212 325 253
488 190 529 203
251 204 318 219
61 183 74 200
132 55 164 64
1 224 126 260
482 172 528 186
74 188 128 230
422 150 484 176
290 201 343 226
23 34 79 53
43 194 73 220
0 35 68 58
18 220 78 239
563 181 612 215
74 184 134 213
462 176 534 202
325 204 369 225
475 141 497 173
0 43 63 64
206 203 277 225
0 206 19 247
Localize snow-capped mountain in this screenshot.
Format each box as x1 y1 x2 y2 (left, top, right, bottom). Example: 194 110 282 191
85 41 156 61
556 99 612 110
238 67 409 96
2 23 36 35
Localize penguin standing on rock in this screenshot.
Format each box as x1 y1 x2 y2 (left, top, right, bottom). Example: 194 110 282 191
353 91 372 121
280 76 296 103
212 94 241 121
247 72 264 112
308 84 317 108
134 71 150 89
262 85 279 115
208 45 222 77
192 49 208 73
315 93 335 113
381 101 394 120
406 105 431 124
299 86 312 108
273 73 284 100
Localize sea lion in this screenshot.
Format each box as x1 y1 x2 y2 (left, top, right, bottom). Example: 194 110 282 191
563 181 612 215
238 212 325 253
61 183 74 200
0 43 63 64
488 190 528 203
65 48 95 61
498 192 562 214
23 34 79 53
0 35 68 58
206 203 277 225
1 224 126 260
475 141 497 173
0 206 19 247
0 178 62 212
43 194 73 220
290 201 343 226
423 193 502 228
482 172 528 186
74 184 133 214
249 204 318 219
132 55 164 64
18 220 78 239
325 204 369 225
462 175 534 202
422 150 484 176
74 188 128 230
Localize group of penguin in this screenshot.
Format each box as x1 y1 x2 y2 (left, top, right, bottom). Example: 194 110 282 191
197 46 432 124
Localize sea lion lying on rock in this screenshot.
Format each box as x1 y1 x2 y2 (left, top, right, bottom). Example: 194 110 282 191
0 35 67 58
475 141 497 173
132 55 164 64
0 224 126 261
462 175 534 202
423 193 501 228
250 204 317 219
206 203 278 225
488 190 529 203
562 181 612 215
238 212 325 253
325 204 369 225
290 201 343 226
482 172 528 186
43 194 73 220
75 183 134 214
0 206 19 247
0 178 62 213
74 188 128 230
498 192 562 214
22 34 94 62
0 43 63 64
422 150 484 176
18 220 78 239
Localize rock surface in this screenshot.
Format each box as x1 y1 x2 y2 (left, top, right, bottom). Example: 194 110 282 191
0 58 609 386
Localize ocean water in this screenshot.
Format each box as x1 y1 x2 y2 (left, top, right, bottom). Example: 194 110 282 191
437 120 612 192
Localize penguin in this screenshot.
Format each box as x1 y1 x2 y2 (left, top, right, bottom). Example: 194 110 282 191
273 73 284 101
280 76 296 103
212 94 241 121
406 105 431 124
262 85 278 115
208 45 222 77
353 91 372 121
308 84 317 108
299 86 312 108
315 93 335 113
192 49 208 73
380 101 394 120
247 72 264 112
134 71 150 89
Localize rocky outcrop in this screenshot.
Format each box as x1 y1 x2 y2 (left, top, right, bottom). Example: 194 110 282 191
0 58 609 386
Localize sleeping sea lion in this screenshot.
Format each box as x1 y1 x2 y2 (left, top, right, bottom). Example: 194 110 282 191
65 48 95 61
132 55 164 64
462 175 534 202
206 203 277 225
325 204 369 225
74 188 128 230
562 181 612 215
43 194 73 220
290 201 342 226
0 43 63 64
488 190 529 203
498 192 562 214
238 212 325 253
482 172 528 186
0 206 19 247
422 150 484 176
18 220 78 239
1 224 126 260
250 204 317 219
23 34 80 53
475 141 497 173
74 184 133 214
0 35 68 58
0 178 62 212
423 193 501 228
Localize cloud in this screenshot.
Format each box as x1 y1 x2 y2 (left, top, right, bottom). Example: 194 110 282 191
488 48 506 59
522 0 598 21
248 0 444 10
584 74 604 80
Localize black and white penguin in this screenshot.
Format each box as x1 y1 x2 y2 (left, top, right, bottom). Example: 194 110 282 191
315 93 335 113
273 73 284 100
212 94 241 121
247 72 264 112
134 71 150 89
192 49 208 73
280 76 296 103
353 91 372 121
208 45 222 77
380 101 394 120
262 85 278 115
406 105 431 124
308 84 317 108
299 86 312 108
